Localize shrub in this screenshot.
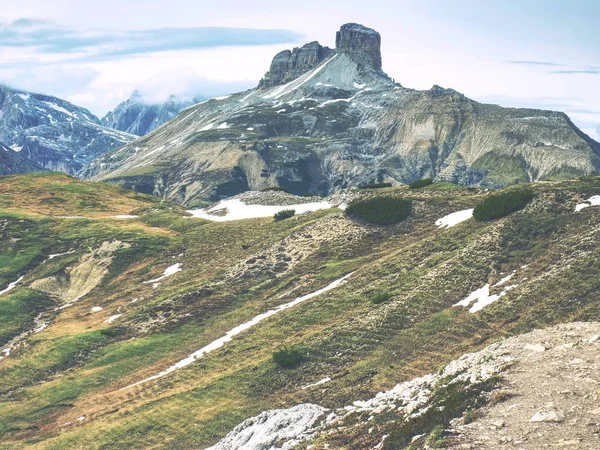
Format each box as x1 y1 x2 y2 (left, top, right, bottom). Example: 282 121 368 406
408 178 434 189
261 186 288 193
473 188 534 221
273 209 295 221
345 197 412 225
272 346 304 368
358 182 393 190
371 291 392 304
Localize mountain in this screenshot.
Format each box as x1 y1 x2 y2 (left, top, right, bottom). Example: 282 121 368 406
0 142 45 175
80 23 600 207
0 85 135 174
101 92 203 136
2 173 600 448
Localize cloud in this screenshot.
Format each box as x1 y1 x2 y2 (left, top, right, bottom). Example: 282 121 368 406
0 18 302 62
133 68 255 104
550 69 599 74
506 60 563 66
550 65 600 75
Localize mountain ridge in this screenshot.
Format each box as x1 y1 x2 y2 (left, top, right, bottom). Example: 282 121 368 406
0 84 135 174
78 23 600 207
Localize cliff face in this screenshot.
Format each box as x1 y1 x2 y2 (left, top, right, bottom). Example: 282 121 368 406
259 42 335 88
80 24 600 206
335 23 382 71
0 143 45 175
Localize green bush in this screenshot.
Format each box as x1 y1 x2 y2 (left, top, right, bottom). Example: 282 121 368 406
261 186 288 193
272 346 304 368
473 188 534 221
345 197 412 225
358 182 393 190
408 178 434 189
273 209 296 221
371 291 392 304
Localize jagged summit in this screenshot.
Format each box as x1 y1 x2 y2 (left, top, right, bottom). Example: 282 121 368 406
259 23 383 89
259 41 334 89
335 23 382 71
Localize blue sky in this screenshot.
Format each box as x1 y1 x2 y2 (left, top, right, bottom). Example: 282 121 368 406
1 0 599 139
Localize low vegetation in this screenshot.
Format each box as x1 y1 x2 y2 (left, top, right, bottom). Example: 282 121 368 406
273 209 296 221
473 188 534 221
346 196 412 225
272 346 305 368
358 182 393 190
371 290 392 304
408 178 434 189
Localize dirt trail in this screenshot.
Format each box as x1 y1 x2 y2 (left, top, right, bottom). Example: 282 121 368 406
449 323 600 449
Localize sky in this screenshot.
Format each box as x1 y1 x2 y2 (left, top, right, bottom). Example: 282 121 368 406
1 0 599 140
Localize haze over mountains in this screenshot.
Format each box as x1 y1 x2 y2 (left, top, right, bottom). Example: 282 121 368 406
101 91 204 136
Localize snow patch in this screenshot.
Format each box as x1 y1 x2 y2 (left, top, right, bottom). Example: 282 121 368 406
435 209 474 229
123 273 353 389
455 271 519 313
105 314 122 324
144 263 182 285
302 377 331 390
91 306 103 313
0 276 24 296
187 199 333 222
575 195 600 212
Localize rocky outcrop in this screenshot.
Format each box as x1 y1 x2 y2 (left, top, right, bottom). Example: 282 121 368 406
259 42 334 88
335 23 382 71
31 241 130 305
0 142 45 175
0 85 135 174
101 92 201 136
206 404 329 450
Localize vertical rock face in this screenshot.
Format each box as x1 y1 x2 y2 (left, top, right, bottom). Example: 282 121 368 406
259 41 334 88
335 23 382 71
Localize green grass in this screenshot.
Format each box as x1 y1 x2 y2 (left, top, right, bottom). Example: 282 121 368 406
2 174 600 448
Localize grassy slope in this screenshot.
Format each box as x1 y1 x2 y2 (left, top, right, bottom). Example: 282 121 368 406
0 174 600 448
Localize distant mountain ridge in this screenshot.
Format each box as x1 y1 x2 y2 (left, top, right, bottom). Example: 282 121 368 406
78 23 600 206
101 92 204 136
0 85 135 174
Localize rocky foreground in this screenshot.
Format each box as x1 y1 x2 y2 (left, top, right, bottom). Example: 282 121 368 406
210 322 600 450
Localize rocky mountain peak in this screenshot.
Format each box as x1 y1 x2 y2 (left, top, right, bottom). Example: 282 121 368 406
335 23 382 71
259 41 334 89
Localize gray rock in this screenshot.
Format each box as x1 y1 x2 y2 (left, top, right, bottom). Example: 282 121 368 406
205 404 329 450
336 23 382 71
259 42 334 88
529 411 566 423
